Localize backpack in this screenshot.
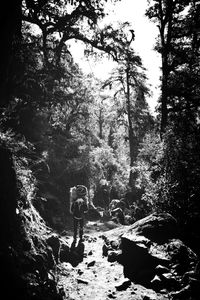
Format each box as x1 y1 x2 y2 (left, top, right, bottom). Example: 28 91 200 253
71 198 88 219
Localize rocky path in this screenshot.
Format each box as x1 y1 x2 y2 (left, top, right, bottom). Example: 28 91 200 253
57 221 170 300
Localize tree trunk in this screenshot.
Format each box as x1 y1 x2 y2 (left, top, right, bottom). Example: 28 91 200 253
159 0 174 135
99 107 103 139
126 67 137 187
160 55 168 134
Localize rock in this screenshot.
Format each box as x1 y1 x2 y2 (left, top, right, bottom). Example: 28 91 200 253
46 233 60 263
107 292 116 298
99 234 107 240
59 239 70 263
155 264 170 275
107 251 120 263
121 237 166 285
143 296 151 300
77 269 84 275
124 215 133 225
123 213 178 243
88 250 93 255
167 240 196 273
188 277 200 297
108 213 198 294
46 246 55 268
161 272 179 290
182 268 200 290
150 274 163 291
84 235 96 243
47 271 55 281
110 240 119 250
115 278 131 291
87 260 96 267
170 284 191 299
77 278 89 284
105 221 120 229
102 243 109 257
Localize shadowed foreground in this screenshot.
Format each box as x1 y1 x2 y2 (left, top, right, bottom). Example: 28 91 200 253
57 220 170 300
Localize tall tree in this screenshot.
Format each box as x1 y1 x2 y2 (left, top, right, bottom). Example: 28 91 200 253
1 0 125 112
146 0 200 250
146 0 191 133
22 0 125 67
103 26 151 186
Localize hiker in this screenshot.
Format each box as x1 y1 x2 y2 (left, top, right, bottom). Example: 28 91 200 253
69 185 89 242
109 198 126 225
99 179 110 210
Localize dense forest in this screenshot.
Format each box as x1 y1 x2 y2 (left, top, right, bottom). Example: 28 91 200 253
0 1 200 299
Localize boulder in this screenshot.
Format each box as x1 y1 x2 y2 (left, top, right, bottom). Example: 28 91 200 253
122 213 178 243
46 234 70 264
46 233 60 264
59 238 70 263
106 213 198 293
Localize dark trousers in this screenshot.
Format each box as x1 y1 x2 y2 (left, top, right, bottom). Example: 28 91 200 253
73 217 84 240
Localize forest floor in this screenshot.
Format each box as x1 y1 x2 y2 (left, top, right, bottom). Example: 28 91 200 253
57 220 170 300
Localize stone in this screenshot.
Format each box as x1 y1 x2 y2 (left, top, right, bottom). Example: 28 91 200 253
59 239 70 263
122 213 178 243
115 278 131 291
161 272 179 289
77 269 84 275
107 292 116 299
170 284 191 299
102 243 109 257
106 212 198 294
77 278 89 284
110 240 119 250
107 251 120 263
143 296 151 300
155 264 170 275
87 260 96 267
46 233 60 263
121 237 167 285
150 275 163 291
188 277 200 296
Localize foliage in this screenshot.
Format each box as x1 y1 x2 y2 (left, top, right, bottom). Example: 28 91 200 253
146 0 200 250
146 0 200 132
130 131 164 214
89 140 129 195
102 25 154 188
22 0 125 66
0 130 65 300
160 119 200 249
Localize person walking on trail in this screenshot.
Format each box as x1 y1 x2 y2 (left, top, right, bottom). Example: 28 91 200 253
109 198 126 225
70 185 89 242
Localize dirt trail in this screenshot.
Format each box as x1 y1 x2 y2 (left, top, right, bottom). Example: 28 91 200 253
57 221 169 300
